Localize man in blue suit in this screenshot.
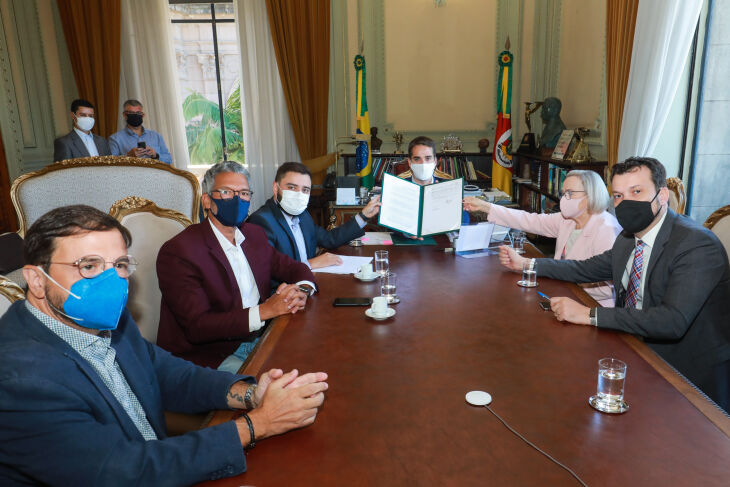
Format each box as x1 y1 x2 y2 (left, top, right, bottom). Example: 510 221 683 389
0 205 328 486
248 162 381 269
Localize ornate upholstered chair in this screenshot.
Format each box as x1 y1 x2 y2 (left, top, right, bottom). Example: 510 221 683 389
704 204 730 258
11 156 201 236
109 196 192 343
0 274 25 318
666 177 686 214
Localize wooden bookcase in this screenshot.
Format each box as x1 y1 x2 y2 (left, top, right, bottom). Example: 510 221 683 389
512 151 608 214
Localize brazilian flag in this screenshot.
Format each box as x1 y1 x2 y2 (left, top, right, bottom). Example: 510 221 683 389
354 54 373 189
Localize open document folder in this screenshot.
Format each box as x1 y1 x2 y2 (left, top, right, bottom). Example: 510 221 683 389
377 173 464 237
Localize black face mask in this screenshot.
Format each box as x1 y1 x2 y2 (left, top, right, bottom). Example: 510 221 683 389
126 113 143 127
615 191 660 235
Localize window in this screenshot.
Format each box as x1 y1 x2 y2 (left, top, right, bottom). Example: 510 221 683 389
170 1 244 166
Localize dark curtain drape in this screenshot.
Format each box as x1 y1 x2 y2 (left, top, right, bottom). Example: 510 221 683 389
56 0 121 138
265 0 330 184
607 0 640 171
0 128 18 233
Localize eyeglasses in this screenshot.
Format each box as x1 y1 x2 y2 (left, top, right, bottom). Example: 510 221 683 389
124 111 145 117
212 188 254 200
558 190 586 200
50 255 137 279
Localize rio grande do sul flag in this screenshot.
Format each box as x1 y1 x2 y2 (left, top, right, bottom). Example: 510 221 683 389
492 49 514 196
354 54 373 188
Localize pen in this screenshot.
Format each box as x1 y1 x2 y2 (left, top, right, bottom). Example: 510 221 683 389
537 291 551 301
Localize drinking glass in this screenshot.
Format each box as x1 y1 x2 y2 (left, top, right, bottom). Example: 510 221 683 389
374 250 389 276
512 230 526 254
380 272 397 301
517 259 537 287
590 358 629 413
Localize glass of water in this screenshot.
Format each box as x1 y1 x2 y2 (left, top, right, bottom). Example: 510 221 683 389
380 272 397 302
374 250 389 276
590 358 629 413
512 230 526 254
517 259 537 287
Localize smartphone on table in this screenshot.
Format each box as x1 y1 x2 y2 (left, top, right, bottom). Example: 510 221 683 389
333 297 372 307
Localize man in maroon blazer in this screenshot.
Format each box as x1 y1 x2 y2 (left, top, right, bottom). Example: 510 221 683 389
157 162 316 369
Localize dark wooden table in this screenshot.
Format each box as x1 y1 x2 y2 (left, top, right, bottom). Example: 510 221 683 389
201 239 730 486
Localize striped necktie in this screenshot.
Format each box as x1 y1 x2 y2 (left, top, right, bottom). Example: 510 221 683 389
625 240 645 308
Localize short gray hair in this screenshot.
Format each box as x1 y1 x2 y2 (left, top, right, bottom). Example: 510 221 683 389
565 170 610 214
201 161 251 194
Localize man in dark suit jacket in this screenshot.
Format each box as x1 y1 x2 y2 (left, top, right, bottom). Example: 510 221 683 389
53 98 111 161
500 157 730 411
157 162 316 369
249 162 381 269
0 204 327 485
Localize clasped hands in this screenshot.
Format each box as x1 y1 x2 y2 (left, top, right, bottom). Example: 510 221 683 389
230 368 328 446
260 282 309 320
498 245 591 326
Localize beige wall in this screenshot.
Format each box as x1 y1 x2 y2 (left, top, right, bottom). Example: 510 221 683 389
383 0 496 132
557 0 605 130
335 0 607 154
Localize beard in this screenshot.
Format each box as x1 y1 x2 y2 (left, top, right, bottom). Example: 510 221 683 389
44 284 75 325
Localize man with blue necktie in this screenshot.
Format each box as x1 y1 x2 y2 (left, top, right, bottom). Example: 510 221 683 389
500 157 730 411
53 99 111 162
248 162 381 270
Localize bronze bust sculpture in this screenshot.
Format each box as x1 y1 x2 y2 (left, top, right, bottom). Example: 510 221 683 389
539 97 566 149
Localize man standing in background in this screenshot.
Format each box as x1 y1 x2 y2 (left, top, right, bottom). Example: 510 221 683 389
109 99 172 164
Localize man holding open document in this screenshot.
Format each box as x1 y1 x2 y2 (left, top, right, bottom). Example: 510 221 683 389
379 136 464 238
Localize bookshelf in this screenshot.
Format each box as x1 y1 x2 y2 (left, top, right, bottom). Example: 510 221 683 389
340 152 493 186
513 151 608 214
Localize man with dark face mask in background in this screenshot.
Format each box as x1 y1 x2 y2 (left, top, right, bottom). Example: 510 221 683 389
499 157 730 412
109 99 173 164
157 161 316 372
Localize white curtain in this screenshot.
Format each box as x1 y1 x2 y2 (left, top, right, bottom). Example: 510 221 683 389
617 0 702 162
119 0 190 169
234 0 300 212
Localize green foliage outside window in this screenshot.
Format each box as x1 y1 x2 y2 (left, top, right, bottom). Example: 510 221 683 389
182 83 244 166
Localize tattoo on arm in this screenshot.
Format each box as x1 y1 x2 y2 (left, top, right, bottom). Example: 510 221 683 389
228 389 246 407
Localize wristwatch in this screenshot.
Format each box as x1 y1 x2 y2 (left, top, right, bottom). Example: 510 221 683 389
298 284 315 296
589 308 597 326
357 211 370 221
243 383 257 409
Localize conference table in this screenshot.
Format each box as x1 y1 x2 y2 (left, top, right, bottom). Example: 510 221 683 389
201 238 730 486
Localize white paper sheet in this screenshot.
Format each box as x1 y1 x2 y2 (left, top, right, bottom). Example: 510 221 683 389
455 222 495 252
312 255 373 274
421 178 463 236
360 232 393 245
378 173 420 235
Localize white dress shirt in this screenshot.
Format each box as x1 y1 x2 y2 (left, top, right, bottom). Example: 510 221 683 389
74 127 100 157
280 210 366 266
209 220 264 332
620 211 667 310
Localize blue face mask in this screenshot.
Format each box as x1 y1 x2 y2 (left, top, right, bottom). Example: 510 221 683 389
211 196 249 227
41 267 129 331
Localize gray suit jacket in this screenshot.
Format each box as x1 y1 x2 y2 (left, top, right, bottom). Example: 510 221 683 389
537 209 730 403
53 130 111 162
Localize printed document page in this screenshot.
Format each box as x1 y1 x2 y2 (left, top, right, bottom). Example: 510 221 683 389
379 173 420 236
420 178 463 236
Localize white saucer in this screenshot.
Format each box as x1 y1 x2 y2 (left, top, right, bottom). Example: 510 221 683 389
384 295 400 304
365 307 396 320
517 280 537 288
354 271 379 282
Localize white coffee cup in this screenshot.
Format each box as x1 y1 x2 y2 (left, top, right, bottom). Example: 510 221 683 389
371 296 388 316
360 263 374 278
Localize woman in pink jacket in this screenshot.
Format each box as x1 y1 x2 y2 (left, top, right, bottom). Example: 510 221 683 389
464 170 621 307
